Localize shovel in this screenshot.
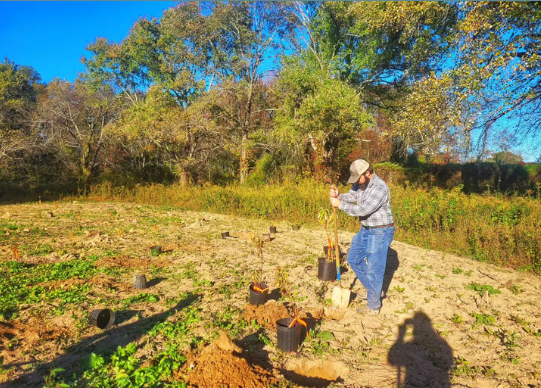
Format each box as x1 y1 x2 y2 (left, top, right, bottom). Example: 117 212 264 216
331 186 351 309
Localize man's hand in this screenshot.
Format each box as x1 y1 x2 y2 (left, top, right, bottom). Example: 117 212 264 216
330 197 341 208
329 186 339 198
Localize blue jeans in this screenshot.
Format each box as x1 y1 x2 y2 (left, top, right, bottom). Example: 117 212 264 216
347 226 395 311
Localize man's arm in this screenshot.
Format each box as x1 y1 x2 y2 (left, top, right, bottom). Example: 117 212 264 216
338 184 360 203
339 186 388 217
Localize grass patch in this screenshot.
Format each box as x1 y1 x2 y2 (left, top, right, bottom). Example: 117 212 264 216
83 180 541 274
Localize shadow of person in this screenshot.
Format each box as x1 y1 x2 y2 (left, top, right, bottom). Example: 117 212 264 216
388 311 453 388
2 292 202 388
382 247 399 299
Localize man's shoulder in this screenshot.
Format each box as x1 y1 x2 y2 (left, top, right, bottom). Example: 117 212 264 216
372 174 390 191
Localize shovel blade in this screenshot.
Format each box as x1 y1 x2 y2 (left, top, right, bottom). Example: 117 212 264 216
332 286 351 309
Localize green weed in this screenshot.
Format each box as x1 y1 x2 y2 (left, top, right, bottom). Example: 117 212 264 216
395 302 414 314
122 293 159 308
450 314 463 324
305 329 336 356
451 356 481 378
466 283 501 297
472 313 496 326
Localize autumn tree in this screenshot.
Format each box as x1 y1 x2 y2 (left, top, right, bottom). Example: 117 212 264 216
293 2 457 95
37 80 123 193
276 59 372 181
83 2 298 184
449 1 541 157
488 151 523 165
390 74 467 162
109 85 221 185
196 2 298 184
288 2 458 167
390 2 541 161
0 59 42 166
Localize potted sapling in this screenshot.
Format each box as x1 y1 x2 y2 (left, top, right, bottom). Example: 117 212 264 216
249 236 269 305
317 208 337 281
275 278 309 352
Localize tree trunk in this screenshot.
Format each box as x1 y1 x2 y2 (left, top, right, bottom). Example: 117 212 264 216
239 133 248 185
178 166 190 187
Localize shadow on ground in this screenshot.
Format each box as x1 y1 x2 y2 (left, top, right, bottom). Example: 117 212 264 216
2 293 202 388
388 311 453 387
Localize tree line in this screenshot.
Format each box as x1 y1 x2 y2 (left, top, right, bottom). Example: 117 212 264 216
1 1 540 194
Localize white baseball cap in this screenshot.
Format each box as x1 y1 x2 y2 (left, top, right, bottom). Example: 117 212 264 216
347 159 370 183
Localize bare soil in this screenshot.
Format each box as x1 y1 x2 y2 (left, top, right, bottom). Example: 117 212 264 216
1 201 540 387
245 301 291 331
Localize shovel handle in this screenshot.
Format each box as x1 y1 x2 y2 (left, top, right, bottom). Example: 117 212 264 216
333 202 341 285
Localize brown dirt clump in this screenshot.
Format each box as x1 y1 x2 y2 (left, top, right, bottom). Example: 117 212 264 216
0 317 73 366
244 300 290 330
0 322 18 349
95 255 171 268
183 331 277 388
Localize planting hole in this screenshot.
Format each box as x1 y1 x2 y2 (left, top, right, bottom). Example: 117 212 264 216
282 359 348 387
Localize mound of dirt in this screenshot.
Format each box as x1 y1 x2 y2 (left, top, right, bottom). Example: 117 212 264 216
95 255 172 268
244 300 290 330
184 331 277 388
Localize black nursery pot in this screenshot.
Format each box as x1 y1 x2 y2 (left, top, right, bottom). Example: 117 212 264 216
318 257 337 281
249 283 269 306
89 309 115 329
221 231 230 239
276 318 301 352
270 226 277 234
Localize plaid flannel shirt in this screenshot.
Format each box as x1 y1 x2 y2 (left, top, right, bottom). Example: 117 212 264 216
338 173 394 227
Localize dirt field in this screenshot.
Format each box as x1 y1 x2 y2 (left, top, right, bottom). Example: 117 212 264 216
1 201 540 387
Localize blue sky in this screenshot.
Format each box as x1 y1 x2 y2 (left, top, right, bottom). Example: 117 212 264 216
0 1 175 83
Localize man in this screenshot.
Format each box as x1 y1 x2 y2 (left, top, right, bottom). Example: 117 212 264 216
330 159 394 314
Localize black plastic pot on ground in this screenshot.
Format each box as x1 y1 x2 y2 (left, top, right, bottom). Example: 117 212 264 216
270 226 277 234
221 231 230 239
318 257 337 281
249 283 269 305
89 309 115 329
277 318 301 352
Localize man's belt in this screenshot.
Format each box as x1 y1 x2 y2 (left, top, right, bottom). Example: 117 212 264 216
364 223 394 229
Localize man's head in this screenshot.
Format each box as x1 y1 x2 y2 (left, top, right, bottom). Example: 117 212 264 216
347 159 373 185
